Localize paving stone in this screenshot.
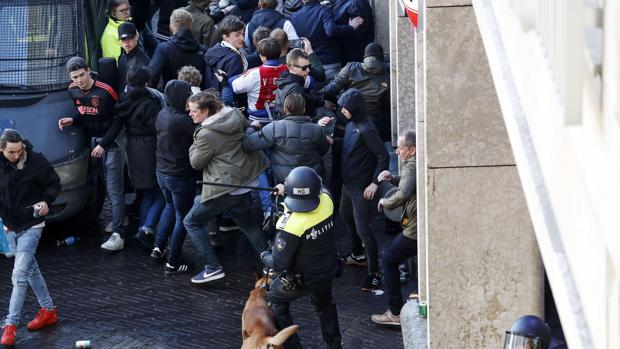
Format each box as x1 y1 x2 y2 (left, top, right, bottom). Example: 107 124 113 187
0 213 410 348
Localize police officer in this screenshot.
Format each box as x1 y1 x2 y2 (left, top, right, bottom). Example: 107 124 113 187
261 166 342 349
503 315 551 349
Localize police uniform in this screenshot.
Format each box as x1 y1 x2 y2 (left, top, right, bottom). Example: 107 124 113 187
262 192 342 349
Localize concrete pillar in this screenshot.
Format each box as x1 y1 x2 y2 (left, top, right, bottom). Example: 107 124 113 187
372 0 390 52
415 1 544 348
389 0 416 140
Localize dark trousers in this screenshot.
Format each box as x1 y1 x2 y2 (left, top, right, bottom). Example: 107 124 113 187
382 233 417 315
183 192 267 269
268 277 342 349
340 185 380 274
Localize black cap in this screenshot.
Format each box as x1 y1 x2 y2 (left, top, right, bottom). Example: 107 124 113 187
364 43 384 60
118 22 137 40
65 56 88 72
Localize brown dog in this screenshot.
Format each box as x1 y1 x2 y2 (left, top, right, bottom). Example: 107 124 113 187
241 276 299 349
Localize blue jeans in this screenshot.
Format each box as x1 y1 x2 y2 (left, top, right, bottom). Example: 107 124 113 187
340 185 380 274
183 193 267 269
5 227 53 325
382 233 417 315
155 172 196 265
138 184 165 231
105 146 126 238
258 171 273 215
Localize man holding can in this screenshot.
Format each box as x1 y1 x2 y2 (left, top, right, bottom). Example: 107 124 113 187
0 129 61 346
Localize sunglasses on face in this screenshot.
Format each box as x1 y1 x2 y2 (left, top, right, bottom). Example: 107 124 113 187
292 64 311 71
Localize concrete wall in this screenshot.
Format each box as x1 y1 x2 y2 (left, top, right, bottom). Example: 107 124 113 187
415 1 544 347
472 1 620 347
372 0 390 52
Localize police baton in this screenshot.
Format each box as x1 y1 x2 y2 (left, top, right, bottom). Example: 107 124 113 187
197 181 278 193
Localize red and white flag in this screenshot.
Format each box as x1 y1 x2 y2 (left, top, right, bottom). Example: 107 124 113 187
402 0 419 28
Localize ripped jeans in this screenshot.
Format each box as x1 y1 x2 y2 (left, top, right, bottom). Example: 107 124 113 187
4 226 54 325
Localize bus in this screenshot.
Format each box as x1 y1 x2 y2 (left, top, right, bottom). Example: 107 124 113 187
0 0 108 222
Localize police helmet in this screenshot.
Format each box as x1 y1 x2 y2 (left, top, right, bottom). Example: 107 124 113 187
284 166 322 212
503 315 551 349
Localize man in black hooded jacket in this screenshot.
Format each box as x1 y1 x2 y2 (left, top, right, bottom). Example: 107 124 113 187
153 80 198 275
333 88 389 292
149 9 205 89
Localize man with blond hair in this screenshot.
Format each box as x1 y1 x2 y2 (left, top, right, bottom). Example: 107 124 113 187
148 9 205 88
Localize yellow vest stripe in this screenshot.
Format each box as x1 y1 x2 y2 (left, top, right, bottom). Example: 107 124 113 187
280 193 333 237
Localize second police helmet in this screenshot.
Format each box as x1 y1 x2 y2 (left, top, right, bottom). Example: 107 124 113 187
284 166 322 213
503 315 551 349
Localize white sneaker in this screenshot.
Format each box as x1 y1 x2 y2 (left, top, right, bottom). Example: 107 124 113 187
101 233 124 251
104 217 130 233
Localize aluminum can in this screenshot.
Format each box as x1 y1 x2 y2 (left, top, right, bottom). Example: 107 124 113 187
32 203 43 218
76 340 91 348
418 301 428 318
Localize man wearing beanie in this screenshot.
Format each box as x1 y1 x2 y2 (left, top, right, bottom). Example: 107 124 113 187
322 42 389 134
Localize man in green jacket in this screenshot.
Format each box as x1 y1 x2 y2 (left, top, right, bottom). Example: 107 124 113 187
183 91 269 284
371 130 417 326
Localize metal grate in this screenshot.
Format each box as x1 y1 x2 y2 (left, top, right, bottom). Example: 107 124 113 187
0 0 82 94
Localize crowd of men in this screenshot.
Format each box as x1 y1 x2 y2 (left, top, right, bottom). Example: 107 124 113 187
1 0 418 347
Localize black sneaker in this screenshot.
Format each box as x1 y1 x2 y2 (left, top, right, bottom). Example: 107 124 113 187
150 247 164 260
208 231 224 247
136 227 155 249
342 252 367 266
361 274 382 292
165 263 189 275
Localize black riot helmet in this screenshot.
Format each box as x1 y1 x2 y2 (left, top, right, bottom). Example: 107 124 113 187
503 315 551 349
284 166 322 213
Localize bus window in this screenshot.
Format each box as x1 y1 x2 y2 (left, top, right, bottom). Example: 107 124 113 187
0 0 81 94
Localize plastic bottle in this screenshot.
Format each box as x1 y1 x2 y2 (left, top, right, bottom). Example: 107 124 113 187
56 236 80 247
401 295 426 348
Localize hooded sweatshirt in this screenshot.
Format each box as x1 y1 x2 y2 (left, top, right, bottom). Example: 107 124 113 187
338 88 389 189
148 28 206 88
155 80 197 177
